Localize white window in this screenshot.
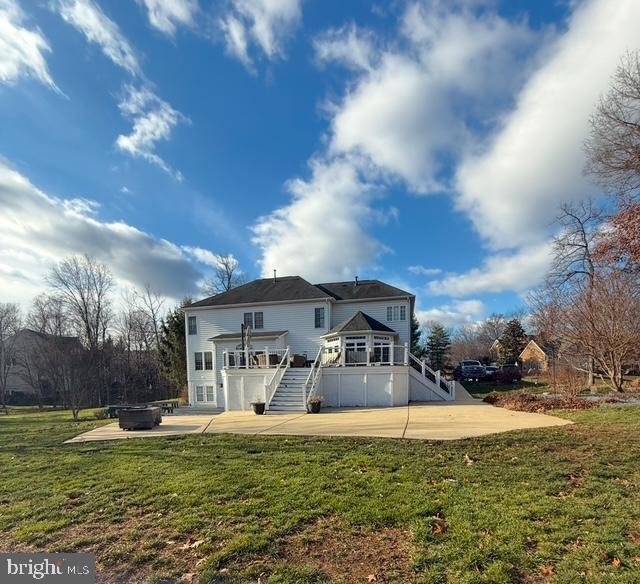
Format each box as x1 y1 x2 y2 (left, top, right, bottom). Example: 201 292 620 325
195 386 204 402
204 352 213 370
188 316 197 335
387 305 407 321
254 312 264 329
315 307 325 328
194 352 203 371
243 312 253 328
205 385 215 401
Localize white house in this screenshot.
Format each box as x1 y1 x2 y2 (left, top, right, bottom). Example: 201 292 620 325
184 276 454 412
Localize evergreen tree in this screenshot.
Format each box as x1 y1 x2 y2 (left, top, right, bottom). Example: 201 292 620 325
425 323 451 370
159 300 190 393
410 313 424 357
499 319 528 364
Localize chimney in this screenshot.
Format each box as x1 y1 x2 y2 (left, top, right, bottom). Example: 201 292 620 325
273 269 277 283
354 276 359 286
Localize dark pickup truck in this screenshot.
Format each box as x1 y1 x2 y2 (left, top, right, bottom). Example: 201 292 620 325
458 360 485 381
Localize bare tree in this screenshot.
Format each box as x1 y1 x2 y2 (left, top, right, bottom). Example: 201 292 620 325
47 255 113 351
203 255 246 296
135 284 164 349
587 50 640 199
546 201 605 388
0 303 22 413
47 255 114 407
531 270 640 392
548 201 602 288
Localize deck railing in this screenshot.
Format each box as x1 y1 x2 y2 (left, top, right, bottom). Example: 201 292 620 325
304 346 324 407
320 343 410 367
223 347 288 369
265 347 290 409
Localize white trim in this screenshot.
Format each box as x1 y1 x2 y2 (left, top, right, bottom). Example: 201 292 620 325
184 295 414 312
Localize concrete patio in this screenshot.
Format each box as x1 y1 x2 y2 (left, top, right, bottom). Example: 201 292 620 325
65 390 571 443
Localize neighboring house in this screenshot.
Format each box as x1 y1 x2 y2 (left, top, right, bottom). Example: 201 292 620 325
519 340 549 372
3 329 82 404
184 276 454 412
490 338 548 371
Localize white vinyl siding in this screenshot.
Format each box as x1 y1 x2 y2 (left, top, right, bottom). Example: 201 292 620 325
184 300 332 407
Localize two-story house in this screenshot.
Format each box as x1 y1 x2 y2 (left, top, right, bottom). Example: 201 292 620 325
184 276 454 412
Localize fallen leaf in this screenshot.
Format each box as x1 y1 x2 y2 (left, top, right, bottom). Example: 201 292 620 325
612 558 622 569
190 540 204 549
432 514 448 536
463 454 474 465
367 575 377 582
628 531 640 545
540 566 556 576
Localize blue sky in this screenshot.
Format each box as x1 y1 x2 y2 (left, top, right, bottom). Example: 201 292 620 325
1 0 639 326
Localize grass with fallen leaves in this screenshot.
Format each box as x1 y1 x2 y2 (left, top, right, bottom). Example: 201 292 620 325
1 407 640 583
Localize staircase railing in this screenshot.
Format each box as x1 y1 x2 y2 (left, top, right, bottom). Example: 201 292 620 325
408 352 454 399
265 346 290 410
303 346 324 409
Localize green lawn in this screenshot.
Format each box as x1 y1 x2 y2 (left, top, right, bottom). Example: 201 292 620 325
1 408 640 583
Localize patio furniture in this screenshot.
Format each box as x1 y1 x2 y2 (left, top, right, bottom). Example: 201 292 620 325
118 406 162 431
257 352 281 366
160 402 174 414
290 354 306 368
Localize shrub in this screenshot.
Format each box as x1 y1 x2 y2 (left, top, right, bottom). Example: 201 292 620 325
94 408 109 420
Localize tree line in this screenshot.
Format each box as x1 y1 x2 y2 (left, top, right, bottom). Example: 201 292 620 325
0 256 189 419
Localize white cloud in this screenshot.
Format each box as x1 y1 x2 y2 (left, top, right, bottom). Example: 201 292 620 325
427 242 553 297
408 265 442 277
253 1 535 284
57 0 141 75
116 84 189 179
0 0 58 90
417 299 485 328
0 159 207 304
137 0 199 37
219 0 302 70
455 0 640 250
314 24 376 72
252 158 383 282
327 3 535 193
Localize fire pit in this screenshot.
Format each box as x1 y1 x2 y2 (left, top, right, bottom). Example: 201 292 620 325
118 406 162 430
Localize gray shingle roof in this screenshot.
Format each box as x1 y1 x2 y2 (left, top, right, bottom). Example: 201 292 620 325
328 311 397 334
189 276 331 307
188 277 414 308
315 280 413 301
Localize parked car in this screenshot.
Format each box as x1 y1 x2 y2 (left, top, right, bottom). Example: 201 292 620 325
495 364 522 383
459 360 485 381
484 365 499 381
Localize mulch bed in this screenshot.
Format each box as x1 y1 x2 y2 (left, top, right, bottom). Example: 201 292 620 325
483 392 598 413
